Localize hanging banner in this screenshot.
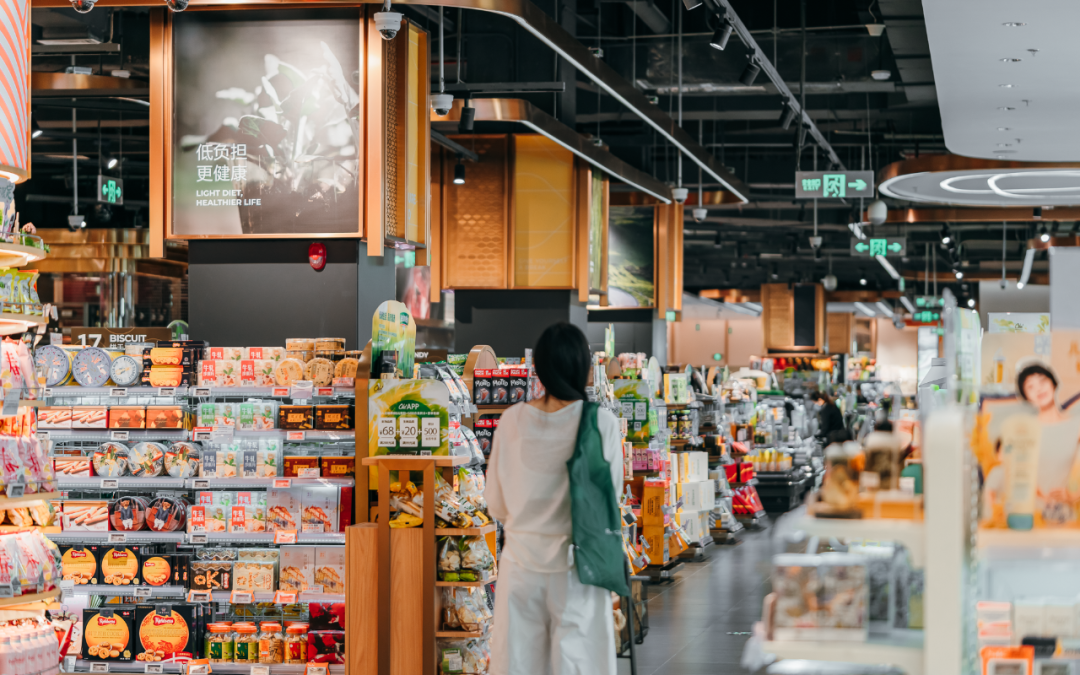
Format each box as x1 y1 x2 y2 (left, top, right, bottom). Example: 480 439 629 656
371 300 416 378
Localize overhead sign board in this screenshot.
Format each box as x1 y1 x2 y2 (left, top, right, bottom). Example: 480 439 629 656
849 236 906 258
795 171 875 200
915 296 946 309
69 327 173 348
97 176 123 205
912 310 942 324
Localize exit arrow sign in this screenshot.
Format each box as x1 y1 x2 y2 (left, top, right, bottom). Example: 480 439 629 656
795 170 874 199
848 179 867 191
850 236 906 258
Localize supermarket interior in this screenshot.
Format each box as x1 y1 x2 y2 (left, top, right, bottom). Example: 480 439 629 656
0 0 1075 674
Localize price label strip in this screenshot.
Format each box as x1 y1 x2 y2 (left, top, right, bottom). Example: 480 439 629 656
398 416 419 448
157 387 176 397
110 430 129 442
421 417 440 448
189 534 208 545
273 590 298 604
134 586 153 598
250 667 270 675
5 482 24 499
274 530 297 545
377 416 397 447
145 664 164 674
108 532 127 543
90 663 109 674
187 590 212 603
110 388 128 397
230 590 253 604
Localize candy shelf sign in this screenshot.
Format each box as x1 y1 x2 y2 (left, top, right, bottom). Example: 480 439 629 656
849 236 906 257
794 171 874 199
97 176 123 205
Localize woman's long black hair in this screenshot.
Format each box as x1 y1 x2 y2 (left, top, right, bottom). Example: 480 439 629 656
533 322 590 402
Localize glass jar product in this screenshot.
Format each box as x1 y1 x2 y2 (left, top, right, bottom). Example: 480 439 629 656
257 623 283 664
283 624 308 664
206 624 234 663
233 624 258 663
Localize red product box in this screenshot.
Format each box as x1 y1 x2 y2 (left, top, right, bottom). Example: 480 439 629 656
723 464 738 483
338 487 353 531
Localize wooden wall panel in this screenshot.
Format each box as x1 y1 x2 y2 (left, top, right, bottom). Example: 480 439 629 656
827 312 853 355
389 528 424 675
443 135 510 288
512 135 575 288
345 523 378 675
761 283 793 350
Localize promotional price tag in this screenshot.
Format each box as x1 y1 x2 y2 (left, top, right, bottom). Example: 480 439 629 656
110 430 129 442
144 663 164 674
398 416 419 448
421 417 440 448
290 382 313 400
272 388 289 397
187 662 209 675
60 579 75 593
0 585 14 599
273 590 298 604
2 390 18 416
304 665 328 675
5 482 24 499
110 388 128 397
191 479 210 490
187 590 212 603
100 479 119 490
316 387 333 397
189 534 208 545
377 416 397 447
297 467 320 479
157 388 176 397
331 377 354 389
272 478 292 489
108 532 127 544
899 476 916 495
193 388 212 397
286 431 305 442
274 530 297 545
230 590 253 604
134 586 152 598
43 388 54 398
251 667 270 675
192 428 213 442
36 430 49 441
89 663 109 673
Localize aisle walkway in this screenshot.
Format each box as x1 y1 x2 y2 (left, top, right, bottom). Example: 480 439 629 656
617 526 776 675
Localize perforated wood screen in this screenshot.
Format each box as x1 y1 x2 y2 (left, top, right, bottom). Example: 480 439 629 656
443 135 509 288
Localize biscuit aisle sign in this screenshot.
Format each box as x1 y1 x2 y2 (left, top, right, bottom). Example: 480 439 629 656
70 327 172 347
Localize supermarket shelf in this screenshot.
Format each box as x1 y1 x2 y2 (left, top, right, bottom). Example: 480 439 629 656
68 661 183 674
435 574 497 587
790 513 926 567
763 633 924 675
0 241 46 267
198 532 346 545
67 662 345 675
188 477 355 489
0 490 61 507
66 585 187 598
0 589 61 606
435 523 497 536
475 404 512 412
58 477 187 490
184 386 354 399
43 429 189 442
977 528 1080 557
435 631 484 638
49 531 186 544
0 313 46 337
231 429 355 441
44 387 189 398
210 590 346 603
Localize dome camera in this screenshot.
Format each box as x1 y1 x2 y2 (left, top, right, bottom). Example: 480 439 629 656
374 12 403 40
163 0 189 11
822 274 838 292
672 187 688 204
892 315 905 330
70 0 96 13
692 208 707 223
809 235 822 249
67 215 86 231
431 93 454 117
868 199 888 225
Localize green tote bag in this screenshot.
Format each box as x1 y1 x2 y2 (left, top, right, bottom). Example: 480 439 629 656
566 401 631 596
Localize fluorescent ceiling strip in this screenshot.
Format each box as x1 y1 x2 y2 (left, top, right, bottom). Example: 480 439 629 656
503 12 748 202
723 302 761 316
876 255 900 280
518 120 671 203
875 301 894 317
743 302 762 312
899 296 916 314
853 302 876 317
1018 247 1036 288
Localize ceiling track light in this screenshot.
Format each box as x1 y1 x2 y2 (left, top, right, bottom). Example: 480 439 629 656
1033 206 1043 220
459 98 476 133
738 57 761 87
710 17 734 51
780 103 798 130
106 157 118 170
70 0 96 12
453 157 466 185
955 270 964 280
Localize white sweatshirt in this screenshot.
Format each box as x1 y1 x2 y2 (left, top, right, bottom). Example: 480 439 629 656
485 400 624 573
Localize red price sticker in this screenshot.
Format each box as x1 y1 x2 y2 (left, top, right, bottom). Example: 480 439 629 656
273 590 298 604
272 478 292 489
274 530 297 544
230 590 254 604
316 387 333 397
286 431 305 441
272 388 289 397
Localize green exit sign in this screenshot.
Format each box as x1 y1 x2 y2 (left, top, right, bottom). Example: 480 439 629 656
913 311 941 323
97 175 123 205
665 310 677 322
795 170 874 199
850 236 906 257
915 296 946 308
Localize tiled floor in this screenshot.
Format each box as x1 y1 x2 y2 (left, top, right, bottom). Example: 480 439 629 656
617 524 777 675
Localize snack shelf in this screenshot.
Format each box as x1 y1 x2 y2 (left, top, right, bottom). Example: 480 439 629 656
977 528 1080 556
66 662 345 675
763 633 924 675
361 454 468 468
68 660 184 674
49 531 186 544
0 589 61 606
188 477 355 489
230 430 356 441
435 631 484 639
209 590 346 603
42 429 190 442
65 585 187 598
787 511 926 567
184 387 355 399
435 523 496 536
0 489 61 507
43 387 189 398
435 574 496 587
0 313 46 337
197 532 347 545
0 241 47 267
58 477 187 490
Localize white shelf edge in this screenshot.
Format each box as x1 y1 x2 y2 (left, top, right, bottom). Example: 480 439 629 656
763 637 924 675
785 511 926 567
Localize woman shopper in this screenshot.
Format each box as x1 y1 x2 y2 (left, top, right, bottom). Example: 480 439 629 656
485 322 622 675
815 390 847 444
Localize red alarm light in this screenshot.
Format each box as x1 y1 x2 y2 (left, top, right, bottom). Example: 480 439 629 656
308 242 327 271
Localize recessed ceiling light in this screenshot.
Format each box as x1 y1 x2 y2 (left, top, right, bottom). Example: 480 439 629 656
1002 22 1026 27
998 106 1015 111
1000 58 1022 62
999 84 1016 88
997 127 1011 131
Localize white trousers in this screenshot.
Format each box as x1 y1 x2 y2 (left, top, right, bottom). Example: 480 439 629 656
490 557 617 675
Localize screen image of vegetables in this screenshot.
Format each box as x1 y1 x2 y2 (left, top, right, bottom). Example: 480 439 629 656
608 206 655 308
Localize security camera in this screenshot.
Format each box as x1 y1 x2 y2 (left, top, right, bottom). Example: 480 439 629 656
822 274 838 292
70 0 96 12
672 187 688 204
692 208 707 223
868 199 888 225
163 0 189 11
431 93 454 117
892 316 905 330
374 12 403 40
809 235 823 249
1000 278 1008 290
67 215 86 231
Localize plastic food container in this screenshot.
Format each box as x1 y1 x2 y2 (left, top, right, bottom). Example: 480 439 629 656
283 624 308 664
206 624 235 663
258 623 284 664
233 624 258 663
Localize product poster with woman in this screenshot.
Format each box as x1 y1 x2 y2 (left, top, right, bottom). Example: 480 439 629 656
977 330 1080 529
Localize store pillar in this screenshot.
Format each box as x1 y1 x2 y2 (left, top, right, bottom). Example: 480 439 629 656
1050 247 1080 329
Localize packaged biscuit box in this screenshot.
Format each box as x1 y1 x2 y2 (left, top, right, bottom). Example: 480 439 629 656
101 546 143 586
239 441 279 478
83 607 136 662
278 405 313 430
197 360 240 387
195 491 235 533
143 367 193 388
135 605 195 663
61 545 99 585
38 406 73 429
140 555 173 587
63 501 110 531
54 457 91 477
215 403 239 428
191 561 232 592
205 347 242 361
306 631 345 664
472 369 491 405
71 406 108 429
200 446 239 478
266 488 301 531
197 403 216 428
145 406 186 430
309 603 345 632
234 560 275 592
301 486 339 533
239 360 276 387
320 456 354 478
313 547 345 594
283 456 319 478
243 347 285 362
279 546 314 593
108 407 146 429
314 405 352 430
229 491 267 533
